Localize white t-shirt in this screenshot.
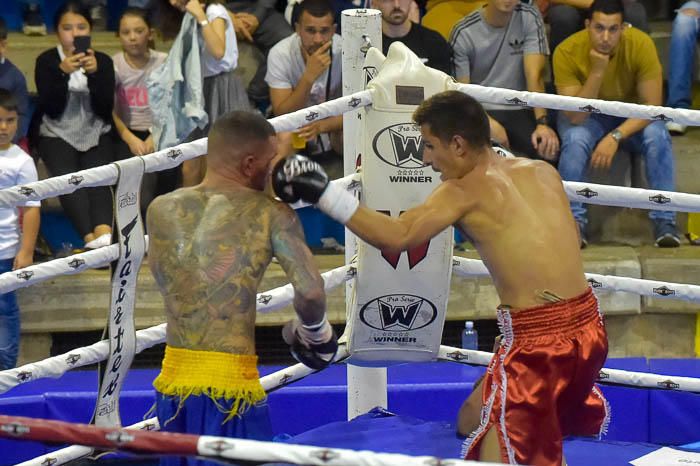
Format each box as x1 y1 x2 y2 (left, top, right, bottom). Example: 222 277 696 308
113 50 168 131
265 33 342 107
0 145 40 260
199 3 239 78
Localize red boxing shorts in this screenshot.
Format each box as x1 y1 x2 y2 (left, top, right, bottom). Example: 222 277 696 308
463 287 609 466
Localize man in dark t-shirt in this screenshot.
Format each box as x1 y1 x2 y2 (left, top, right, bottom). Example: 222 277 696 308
372 0 452 75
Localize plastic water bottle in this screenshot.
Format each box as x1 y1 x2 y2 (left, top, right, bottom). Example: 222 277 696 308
461 321 478 350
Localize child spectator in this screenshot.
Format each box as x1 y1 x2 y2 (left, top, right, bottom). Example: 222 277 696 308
113 8 177 212
35 1 115 250
0 88 40 370
157 0 250 186
0 17 30 150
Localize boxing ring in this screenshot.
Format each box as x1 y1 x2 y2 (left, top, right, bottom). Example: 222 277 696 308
2 8 700 466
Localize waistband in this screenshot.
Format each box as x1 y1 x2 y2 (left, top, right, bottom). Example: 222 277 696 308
497 287 601 340
153 345 266 420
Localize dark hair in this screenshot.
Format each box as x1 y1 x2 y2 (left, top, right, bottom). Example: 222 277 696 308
156 0 224 40
0 17 7 41
0 88 19 113
295 0 335 25
118 7 156 48
588 0 624 19
53 1 92 31
119 7 153 29
209 110 275 153
413 91 490 149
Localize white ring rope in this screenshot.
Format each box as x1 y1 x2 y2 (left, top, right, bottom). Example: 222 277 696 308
0 173 359 295
452 256 700 304
3 412 500 466
0 89 372 209
563 181 700 213
458 83 700 126
438 345 700 393
0 265 354 395
14 417 161 466
15 347 351 466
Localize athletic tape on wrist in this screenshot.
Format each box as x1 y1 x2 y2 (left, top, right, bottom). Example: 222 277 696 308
298 316 333 346
318 182 359 224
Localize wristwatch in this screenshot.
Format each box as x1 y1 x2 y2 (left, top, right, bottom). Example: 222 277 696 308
198 19 209 27
536 115 549 126
610 129 624 143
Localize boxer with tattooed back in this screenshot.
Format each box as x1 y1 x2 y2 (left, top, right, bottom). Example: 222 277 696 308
146 110 336 466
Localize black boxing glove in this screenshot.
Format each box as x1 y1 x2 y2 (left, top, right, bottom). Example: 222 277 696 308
272 155 359 224
282 316 338 370
271 156 301 203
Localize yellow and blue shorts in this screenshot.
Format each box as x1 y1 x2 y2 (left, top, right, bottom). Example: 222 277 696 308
153 346 273 466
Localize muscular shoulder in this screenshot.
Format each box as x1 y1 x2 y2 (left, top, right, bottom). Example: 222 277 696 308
505 158 562 187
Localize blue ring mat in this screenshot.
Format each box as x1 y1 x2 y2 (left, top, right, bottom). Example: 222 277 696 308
1 358 699 465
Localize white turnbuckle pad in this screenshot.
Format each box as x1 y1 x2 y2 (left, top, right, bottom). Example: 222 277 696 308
346 42 456 366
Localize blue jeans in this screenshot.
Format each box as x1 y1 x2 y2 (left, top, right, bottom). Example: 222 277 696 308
0 259 20 370
557 114 676 225
667 2 700 109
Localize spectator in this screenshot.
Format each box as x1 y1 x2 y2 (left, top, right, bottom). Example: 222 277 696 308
0 17 30 149
112 8 177 216
17 0 48 36
226 0 293 106
35 1 115 250
266 0 343 177
157 0 251 186
0 88 41 370
554 0 679 248
371 0 452 74
665 3 700 135
547 0 648 53
451 1 559 160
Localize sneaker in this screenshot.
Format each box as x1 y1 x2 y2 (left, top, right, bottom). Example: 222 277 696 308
576 221 588 249
653 221 681 248
22 3 47 36
666 121 687 136
687 233 700 246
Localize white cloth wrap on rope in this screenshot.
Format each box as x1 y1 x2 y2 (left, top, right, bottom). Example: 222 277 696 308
438 345 700 393
451 256 700 304
458 83 700 127
564 181 700 213
14 418 161 466
0 174 358 296
0 242 127 294
268 90 373 133
0 324 166 395
0 138 207 208
0 265 354 395
0 90 372 210
195 435 495 466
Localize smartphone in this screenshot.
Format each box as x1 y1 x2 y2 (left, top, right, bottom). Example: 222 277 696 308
73 35 91 55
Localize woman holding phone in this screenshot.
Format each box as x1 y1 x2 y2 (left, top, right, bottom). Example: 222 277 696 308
35 1 115 250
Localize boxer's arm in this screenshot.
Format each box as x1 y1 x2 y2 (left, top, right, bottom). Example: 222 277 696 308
270 202 326 326
346 181 469 251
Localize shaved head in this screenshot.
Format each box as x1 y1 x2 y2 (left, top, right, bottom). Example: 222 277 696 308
208 111 276 165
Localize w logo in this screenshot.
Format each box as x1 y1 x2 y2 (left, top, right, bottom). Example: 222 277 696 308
379 299 421 330
389 129 423 167
377 210 430 269
373 123 424 169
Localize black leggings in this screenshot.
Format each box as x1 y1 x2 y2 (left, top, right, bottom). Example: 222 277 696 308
489 109 539 160
39 135 115 238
